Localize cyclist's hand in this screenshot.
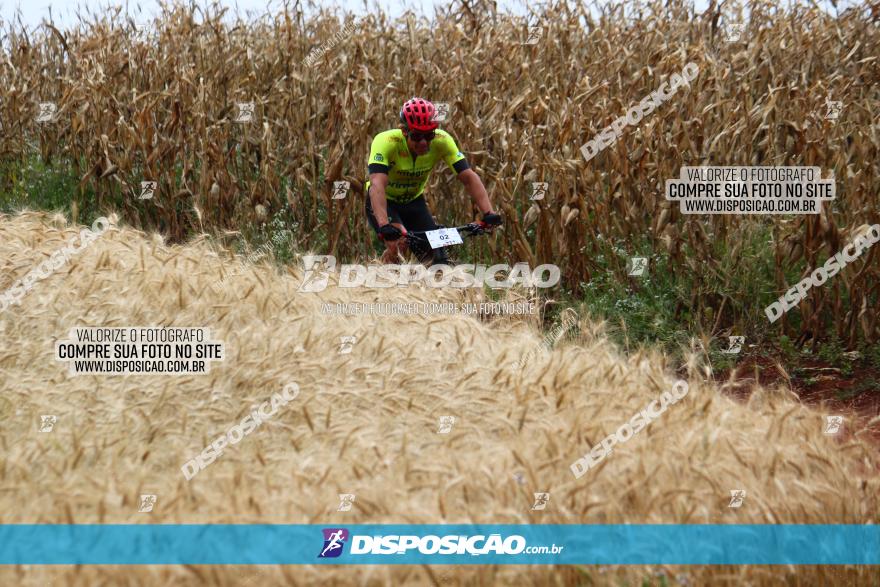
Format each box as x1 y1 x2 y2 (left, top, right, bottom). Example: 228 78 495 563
482 212 502 227
378 223 403 241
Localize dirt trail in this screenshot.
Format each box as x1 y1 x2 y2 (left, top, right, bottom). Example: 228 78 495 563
717 356 880 447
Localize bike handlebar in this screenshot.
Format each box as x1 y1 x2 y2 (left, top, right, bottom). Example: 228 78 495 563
400 221 496 258
404 221 493 238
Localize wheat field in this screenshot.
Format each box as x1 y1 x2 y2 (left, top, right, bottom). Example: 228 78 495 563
0 212 877 585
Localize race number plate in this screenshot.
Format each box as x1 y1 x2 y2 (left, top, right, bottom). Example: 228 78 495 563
424 228 463 249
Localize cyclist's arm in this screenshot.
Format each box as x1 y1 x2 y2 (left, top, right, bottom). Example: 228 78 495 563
367 134 394 225
458 169 494 215
369 173 391 225
438 131 495 215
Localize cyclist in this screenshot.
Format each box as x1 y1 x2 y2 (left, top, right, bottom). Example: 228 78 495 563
365 97 502 265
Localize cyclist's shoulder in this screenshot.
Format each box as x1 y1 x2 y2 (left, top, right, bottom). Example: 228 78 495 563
432 130 464 158
435 129 456 141
371 128 406 146
434 129 462 149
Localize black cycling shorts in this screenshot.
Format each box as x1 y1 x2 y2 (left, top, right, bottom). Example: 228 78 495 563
365 190 439 233
364 188 447 262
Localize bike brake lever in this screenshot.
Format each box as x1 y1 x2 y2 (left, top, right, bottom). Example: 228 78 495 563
475 221 495 234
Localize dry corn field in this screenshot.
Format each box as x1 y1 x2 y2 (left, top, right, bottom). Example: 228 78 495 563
1 0 879 344
0 212 878 585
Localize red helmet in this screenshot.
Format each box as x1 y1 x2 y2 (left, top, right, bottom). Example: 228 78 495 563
400 97 439 131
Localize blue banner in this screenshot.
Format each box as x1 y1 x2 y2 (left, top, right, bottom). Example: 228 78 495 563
0 524 877 565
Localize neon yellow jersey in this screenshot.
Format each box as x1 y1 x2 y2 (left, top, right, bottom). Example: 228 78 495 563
365 129 470 204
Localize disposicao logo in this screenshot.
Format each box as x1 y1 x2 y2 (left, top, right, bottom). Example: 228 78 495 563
316 530 562 558
298 256 560 292
319 528 349 558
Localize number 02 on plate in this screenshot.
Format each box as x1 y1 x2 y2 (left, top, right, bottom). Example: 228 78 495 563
424 227 463 249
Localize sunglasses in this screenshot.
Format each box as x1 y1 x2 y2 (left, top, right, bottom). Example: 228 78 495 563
407 130 436 142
